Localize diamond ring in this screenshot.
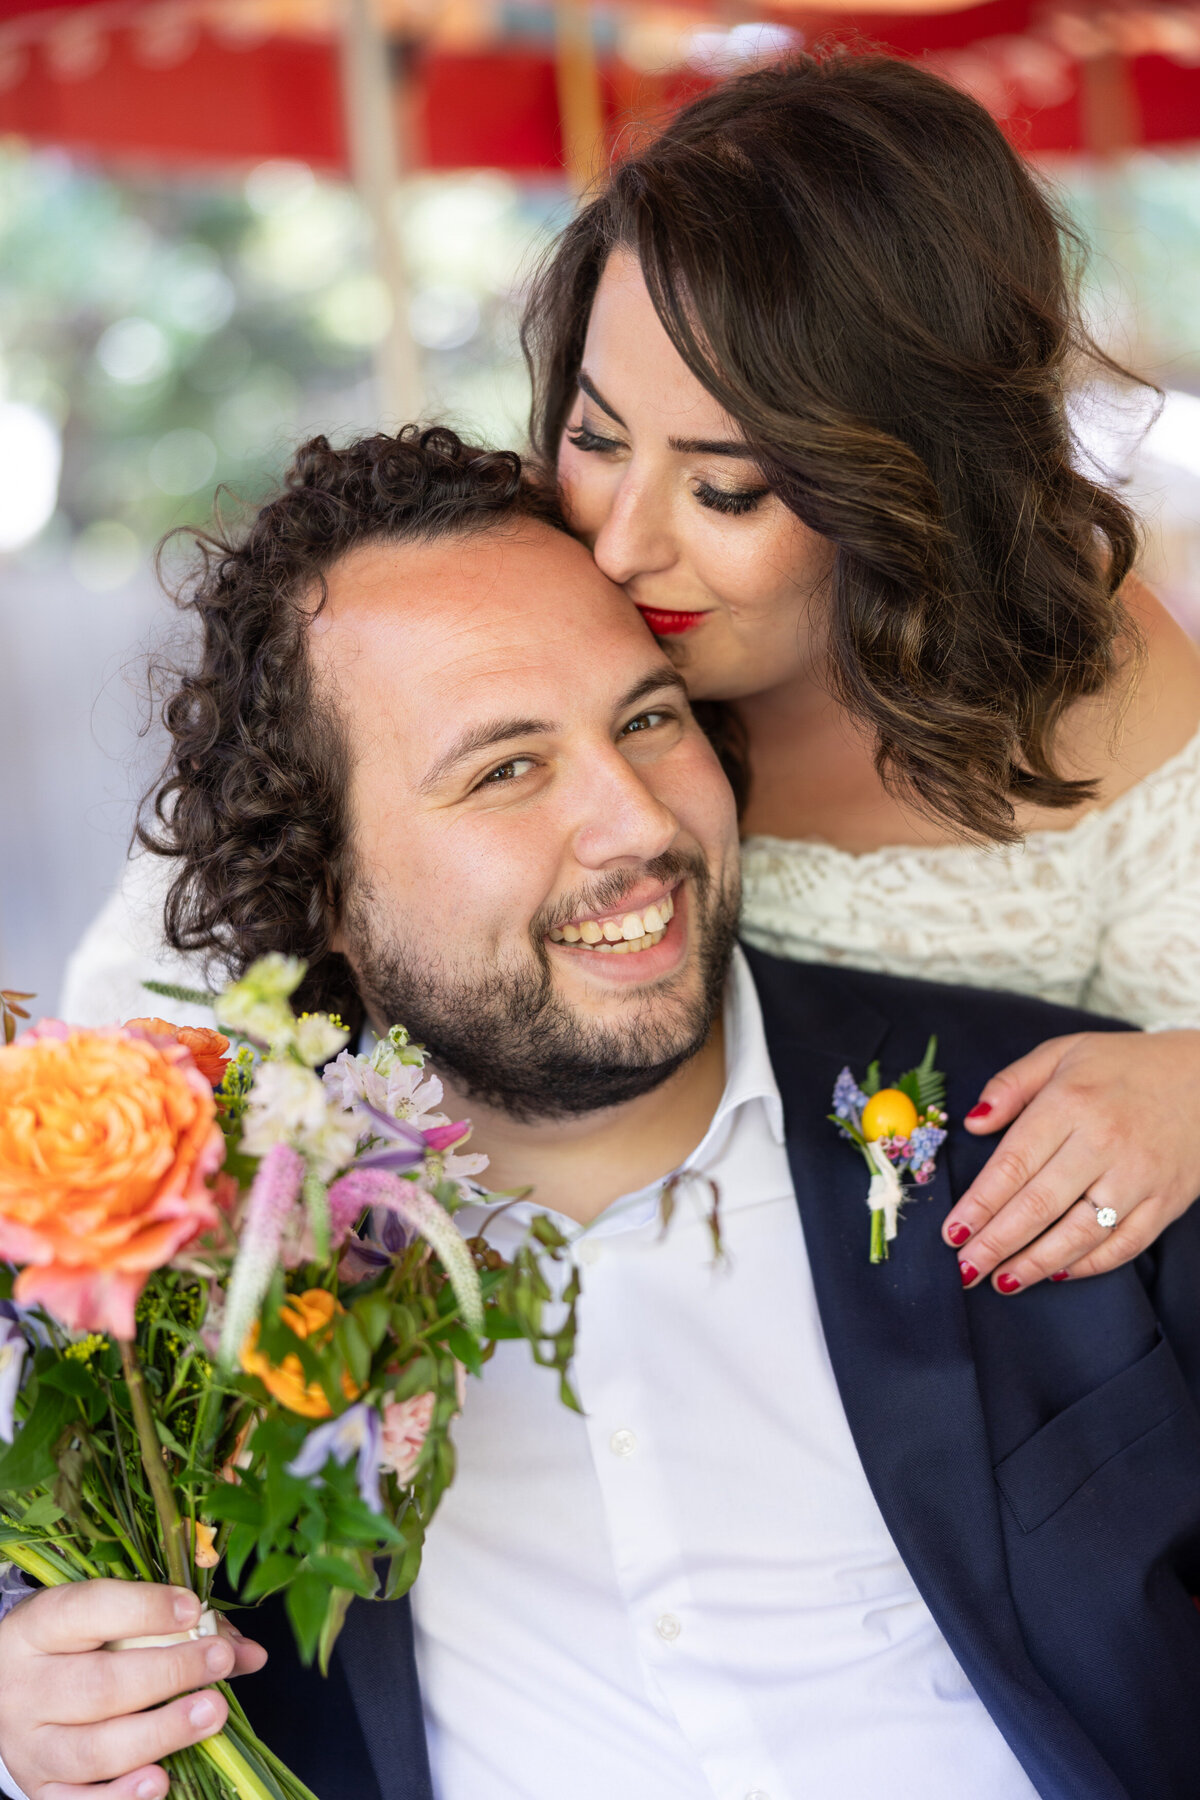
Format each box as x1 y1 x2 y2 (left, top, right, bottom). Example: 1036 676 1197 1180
1091 1202 1118 1230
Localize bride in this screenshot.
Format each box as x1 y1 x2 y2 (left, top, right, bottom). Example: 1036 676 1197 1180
67 51 1200 1298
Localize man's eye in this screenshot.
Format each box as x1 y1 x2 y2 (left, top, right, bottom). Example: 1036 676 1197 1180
621 710 669 737
479 757 535 787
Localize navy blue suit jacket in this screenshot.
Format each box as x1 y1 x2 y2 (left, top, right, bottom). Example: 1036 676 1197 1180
239 949 1200 1800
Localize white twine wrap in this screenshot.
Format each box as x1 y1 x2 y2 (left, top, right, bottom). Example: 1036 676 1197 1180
866 1139 905 1242
106 1606 219 1651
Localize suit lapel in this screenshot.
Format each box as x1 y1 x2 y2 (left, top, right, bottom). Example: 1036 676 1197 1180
336 1592 435 1800
748 952 1129 1799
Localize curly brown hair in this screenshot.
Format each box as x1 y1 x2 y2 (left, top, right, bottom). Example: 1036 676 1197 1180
140 426 570 1026
523 50 1147 843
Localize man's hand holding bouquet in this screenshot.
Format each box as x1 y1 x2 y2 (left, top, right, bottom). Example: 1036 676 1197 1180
0 955 578 1800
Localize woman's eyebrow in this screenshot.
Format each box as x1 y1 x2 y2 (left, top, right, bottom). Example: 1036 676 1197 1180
578 370 753 460
578 369 625 428
667 435 756 457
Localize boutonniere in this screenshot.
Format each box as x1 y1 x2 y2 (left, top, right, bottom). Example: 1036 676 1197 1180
829 1037 949 1263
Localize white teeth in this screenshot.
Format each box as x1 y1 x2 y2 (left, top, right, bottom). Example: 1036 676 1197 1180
552 891 676 952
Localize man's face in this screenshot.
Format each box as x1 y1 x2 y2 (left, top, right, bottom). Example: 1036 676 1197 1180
313 522 741 1120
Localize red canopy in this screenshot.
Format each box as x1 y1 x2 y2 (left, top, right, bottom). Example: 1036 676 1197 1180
0 1 1198 175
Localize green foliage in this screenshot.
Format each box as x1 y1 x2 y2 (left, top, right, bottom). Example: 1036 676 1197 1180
0 1384 73 1490
897 1037 946 1116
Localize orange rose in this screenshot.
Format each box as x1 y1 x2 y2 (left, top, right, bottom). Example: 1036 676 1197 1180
0 1024 224 1339
123 1018 231 1089
239 1288 363 1419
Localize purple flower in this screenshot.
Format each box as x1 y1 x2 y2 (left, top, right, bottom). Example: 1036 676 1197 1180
832 1068 868 1127
286 1403 383 1513
910 1124 947 1164
0 1318 27 1445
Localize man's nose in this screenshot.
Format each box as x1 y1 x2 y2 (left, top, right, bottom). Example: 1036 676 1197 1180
590 467 675 589
571 746 679 871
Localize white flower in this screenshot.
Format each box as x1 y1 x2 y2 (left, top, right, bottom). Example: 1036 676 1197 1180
215 954 306 1048
243 1061 359 1183
323 1048 450 1134
293 1013 351 1066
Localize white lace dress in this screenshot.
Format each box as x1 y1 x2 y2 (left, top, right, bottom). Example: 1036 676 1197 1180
739 722 1200 1028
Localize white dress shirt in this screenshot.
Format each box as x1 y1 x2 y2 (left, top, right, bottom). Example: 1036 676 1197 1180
411 948 1040 1800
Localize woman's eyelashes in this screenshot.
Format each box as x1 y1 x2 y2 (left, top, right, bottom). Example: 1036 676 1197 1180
566 422 623 455
567 418 769 518
692 479 771 517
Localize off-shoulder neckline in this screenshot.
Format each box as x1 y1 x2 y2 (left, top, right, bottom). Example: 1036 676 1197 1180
741 716 1200 867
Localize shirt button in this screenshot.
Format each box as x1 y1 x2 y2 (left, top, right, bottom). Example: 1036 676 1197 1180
609 1428 637 1458
655 1613 681 1642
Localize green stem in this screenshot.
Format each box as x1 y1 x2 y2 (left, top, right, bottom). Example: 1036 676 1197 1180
119 1338 190 1590
3 1541 72 1587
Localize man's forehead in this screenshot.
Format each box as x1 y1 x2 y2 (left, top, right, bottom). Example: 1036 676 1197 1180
310 520 666 742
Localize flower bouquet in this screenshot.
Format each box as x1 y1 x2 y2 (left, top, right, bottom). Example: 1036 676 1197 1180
0 956 578 1800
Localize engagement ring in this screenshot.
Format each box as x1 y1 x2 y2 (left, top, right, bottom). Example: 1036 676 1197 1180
1091 1203 1119 1230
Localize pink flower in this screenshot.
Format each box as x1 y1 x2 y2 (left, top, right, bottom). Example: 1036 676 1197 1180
378 1392 435 1485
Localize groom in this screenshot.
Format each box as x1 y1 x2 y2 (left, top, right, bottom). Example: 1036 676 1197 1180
3 427 1200 1800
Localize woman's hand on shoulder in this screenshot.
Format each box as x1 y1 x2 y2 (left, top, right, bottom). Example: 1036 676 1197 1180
943 1027 1200 1292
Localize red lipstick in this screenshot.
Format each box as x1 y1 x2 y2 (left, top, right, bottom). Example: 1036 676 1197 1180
636 606 709 636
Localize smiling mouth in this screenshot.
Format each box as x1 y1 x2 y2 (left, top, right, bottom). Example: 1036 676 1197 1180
548 889 676 956
636 607 709 636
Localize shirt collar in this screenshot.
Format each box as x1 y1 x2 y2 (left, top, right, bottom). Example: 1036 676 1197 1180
704 943 785 1153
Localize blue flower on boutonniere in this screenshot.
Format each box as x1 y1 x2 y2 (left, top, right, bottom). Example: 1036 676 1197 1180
829 1038 949 1263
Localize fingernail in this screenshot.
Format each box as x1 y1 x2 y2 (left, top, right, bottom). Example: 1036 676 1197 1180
189 1695 218 1730
173 1588 200 1625
135 1780 162 1800
946 1221 971 1247
1050 1269 1071 1283
966 1102 993 1121
959 1261 979 1287
996 1272 1021 1294
206 1640 233 1675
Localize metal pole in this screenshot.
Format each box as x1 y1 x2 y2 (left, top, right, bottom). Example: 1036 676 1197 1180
338 0 423 424
554 0 605 194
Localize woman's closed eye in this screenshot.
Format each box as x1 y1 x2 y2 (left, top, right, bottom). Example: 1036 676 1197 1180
692 479 771 517
565 422 623 456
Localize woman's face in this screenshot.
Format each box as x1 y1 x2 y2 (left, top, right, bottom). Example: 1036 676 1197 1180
557 249 835 703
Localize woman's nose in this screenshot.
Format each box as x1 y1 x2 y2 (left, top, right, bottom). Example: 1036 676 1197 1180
591 470 675 589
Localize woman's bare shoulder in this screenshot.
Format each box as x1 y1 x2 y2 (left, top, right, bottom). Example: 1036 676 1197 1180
1041 572 1200 816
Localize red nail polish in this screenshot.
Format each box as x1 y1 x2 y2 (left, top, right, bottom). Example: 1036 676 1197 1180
1050 1269 1071 1283
996 1273 1021 1294
959 1261 979 1287
966 1102 993 1121
947 1221 971 1247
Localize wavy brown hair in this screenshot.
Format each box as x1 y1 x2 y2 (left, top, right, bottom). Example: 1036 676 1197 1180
140 426 570 1025
524 50 1146 842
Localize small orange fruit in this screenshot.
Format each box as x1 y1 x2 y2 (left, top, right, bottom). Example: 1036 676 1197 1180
861 1088 919 1142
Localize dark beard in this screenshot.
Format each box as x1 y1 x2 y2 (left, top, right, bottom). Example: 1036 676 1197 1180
344 849 740 1123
